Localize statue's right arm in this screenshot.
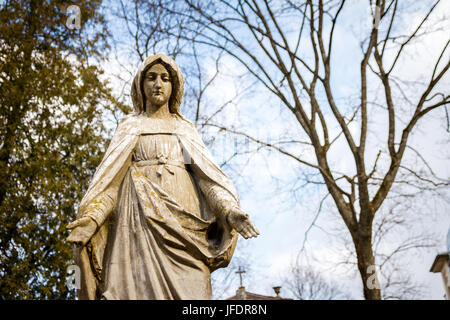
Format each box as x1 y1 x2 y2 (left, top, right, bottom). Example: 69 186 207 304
82 187 117 228
76 116 135 228
81 162 128 228
67 168 126 245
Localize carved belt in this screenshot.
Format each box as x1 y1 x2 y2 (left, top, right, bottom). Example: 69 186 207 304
134 157 186 176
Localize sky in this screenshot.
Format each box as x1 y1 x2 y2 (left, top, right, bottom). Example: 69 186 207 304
99 0 450 300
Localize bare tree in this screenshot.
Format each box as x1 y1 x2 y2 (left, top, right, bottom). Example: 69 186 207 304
151 0 450 300
283 262 352 300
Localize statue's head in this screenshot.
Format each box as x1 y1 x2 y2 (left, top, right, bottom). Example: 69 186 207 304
131 54 185 116
142 63 173 109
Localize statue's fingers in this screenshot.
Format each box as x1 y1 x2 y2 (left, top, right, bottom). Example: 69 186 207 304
67 218 86 229
241 231 250 239
250 224 260 236
236 225 245 234
242 225 256 239
67 233 87 247
70 240 82 246
239 229 250 239
235 224 247 237
67 216 92 229
67 228 87 241
244 225 258 238
244 220 258 234
66 221 80 229
243 223 259 238
72 241 84 248
66 233 79 243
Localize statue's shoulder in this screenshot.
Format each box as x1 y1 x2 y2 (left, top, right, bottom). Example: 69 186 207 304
118 114 139 126
115 114 142 134
174 114 193 126
173 115 196 133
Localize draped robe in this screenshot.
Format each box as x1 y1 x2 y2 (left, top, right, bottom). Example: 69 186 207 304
73 114 239 299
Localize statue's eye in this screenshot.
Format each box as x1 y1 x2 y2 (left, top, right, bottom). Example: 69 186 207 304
145 72 157 80
162 75 170 82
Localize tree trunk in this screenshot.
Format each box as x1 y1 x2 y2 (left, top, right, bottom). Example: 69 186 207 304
354 233 381 300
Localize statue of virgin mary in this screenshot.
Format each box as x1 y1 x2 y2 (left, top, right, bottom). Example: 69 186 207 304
66 54 259 300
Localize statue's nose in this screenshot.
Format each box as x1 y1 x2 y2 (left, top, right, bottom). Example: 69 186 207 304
154 76 162 88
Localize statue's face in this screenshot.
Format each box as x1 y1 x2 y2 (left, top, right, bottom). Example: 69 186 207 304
143 63 172 108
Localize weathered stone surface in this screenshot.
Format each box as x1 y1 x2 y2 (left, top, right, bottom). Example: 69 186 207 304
66 54 259 300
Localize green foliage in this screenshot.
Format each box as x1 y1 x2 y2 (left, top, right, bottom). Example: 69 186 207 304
0 0 114 299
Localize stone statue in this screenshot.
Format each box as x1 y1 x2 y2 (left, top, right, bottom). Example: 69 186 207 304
66 54 259 300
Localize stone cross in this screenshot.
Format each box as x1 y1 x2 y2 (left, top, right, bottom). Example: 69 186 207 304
235 266 246 287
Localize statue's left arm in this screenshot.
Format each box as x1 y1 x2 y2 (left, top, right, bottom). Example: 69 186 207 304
176 120 259 239
194 172 259 239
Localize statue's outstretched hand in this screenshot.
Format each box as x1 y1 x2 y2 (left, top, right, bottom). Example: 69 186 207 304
66 216 97 247
226 207 259 239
